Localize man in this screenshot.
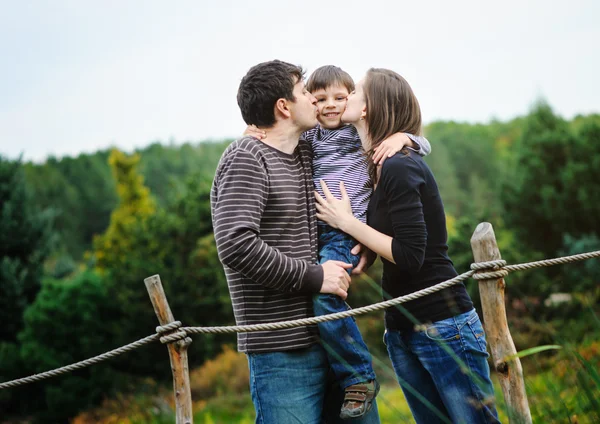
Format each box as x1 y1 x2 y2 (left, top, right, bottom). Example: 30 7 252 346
211 60 380 423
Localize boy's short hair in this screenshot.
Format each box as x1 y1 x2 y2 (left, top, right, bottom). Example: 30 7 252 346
306 65 355 94
237 60 305 127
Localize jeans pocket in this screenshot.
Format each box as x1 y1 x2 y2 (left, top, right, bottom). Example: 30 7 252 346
466 315 488 353
424 319 461 342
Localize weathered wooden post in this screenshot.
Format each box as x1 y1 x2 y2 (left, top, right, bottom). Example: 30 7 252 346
471 222 532 424
145 274 194 424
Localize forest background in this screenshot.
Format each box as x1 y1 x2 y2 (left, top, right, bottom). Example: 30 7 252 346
1 101 600 423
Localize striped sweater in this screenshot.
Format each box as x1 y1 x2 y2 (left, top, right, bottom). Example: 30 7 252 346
211 136 323 353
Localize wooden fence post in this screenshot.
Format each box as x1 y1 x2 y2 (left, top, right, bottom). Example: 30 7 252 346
471 222 532 424
145 274 194 424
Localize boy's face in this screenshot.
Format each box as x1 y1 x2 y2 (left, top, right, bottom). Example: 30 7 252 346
311 84 350 129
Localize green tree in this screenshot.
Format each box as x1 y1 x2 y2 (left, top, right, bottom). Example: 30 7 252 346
98 173 232 377
0 157 55 339
502 101 600 257
93 149 156 271
18 271 125 423
0 156 55 415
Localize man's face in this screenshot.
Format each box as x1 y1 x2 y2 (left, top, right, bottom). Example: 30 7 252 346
312 84 350 130
289 80 318 132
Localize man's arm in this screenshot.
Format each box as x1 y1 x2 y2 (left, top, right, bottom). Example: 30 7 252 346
212 148 323 293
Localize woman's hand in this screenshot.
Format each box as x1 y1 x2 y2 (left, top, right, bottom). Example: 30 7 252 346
243 124 267 140
372 132 414 166
315 180 355 232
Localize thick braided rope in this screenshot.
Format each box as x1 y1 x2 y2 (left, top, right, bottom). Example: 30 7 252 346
156 321 192 346
184 250 600 334
156 321 186 344
0 334 159 390
504 250 600 273
183 270 475 334
471 259 509 280
1 249 598 390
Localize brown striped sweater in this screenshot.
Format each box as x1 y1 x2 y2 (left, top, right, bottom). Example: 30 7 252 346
211 136 324 353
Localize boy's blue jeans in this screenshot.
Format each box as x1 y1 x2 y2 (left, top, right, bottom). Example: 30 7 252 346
384 309 500 424
313 224 376 389
247 343 380 424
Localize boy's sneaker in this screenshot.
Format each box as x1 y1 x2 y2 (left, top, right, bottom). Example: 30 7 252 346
339 379 380 420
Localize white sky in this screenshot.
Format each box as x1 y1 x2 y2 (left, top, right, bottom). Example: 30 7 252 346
1 0 598 162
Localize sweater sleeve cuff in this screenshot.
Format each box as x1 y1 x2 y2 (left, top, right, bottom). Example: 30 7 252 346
301 264 323 293
406 134 421 152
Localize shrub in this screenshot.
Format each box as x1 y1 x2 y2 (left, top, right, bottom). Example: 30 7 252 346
189 345 249 400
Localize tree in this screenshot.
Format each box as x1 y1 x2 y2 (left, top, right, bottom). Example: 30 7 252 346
0 156 55 415
17 271 126 423
502 101 600 256
0 156 55 342
93 149 156 271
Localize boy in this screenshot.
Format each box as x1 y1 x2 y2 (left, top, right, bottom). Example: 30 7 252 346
246 65 430 419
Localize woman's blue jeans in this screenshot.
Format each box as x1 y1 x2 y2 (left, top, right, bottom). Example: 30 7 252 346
313 225 376 389
384 309 500 424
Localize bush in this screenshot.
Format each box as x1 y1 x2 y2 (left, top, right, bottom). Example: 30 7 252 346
189 345 249 400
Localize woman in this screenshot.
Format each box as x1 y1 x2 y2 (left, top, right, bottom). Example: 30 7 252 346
315 68 500 423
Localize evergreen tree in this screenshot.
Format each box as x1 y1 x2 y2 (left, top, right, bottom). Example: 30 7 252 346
0 156 55 415
502 101 600 256
0 156 55 342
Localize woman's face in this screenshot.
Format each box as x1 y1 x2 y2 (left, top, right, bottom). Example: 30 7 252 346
341 78 366 124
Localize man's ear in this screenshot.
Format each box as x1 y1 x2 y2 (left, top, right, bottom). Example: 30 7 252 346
275 98 292 119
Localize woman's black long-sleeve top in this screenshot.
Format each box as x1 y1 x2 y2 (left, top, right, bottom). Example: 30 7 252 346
367 151 473 331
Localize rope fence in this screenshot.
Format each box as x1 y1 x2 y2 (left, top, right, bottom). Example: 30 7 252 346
1 248 598 391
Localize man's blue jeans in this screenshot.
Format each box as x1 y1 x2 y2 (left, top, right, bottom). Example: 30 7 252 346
247 343 380 423
314 225 376 389
384 309 500 424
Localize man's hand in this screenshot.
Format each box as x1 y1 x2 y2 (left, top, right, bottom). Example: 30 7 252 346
372 133 415 166
320 260 352 299
243 124 267 140
351 243 376 275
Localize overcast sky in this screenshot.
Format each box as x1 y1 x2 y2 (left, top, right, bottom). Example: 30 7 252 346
1 0 598 162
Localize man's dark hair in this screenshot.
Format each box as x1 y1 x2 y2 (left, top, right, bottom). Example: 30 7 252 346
237 60 305 127
306 65 355 94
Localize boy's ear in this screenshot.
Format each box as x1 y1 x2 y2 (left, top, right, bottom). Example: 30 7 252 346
275 98 292 119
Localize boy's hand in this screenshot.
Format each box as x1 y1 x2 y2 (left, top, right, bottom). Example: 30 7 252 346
372 133 416 166
243 124 267 140
351 243 376 275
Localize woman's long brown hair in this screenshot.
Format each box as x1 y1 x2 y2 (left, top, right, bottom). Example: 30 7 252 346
363 68 422 183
